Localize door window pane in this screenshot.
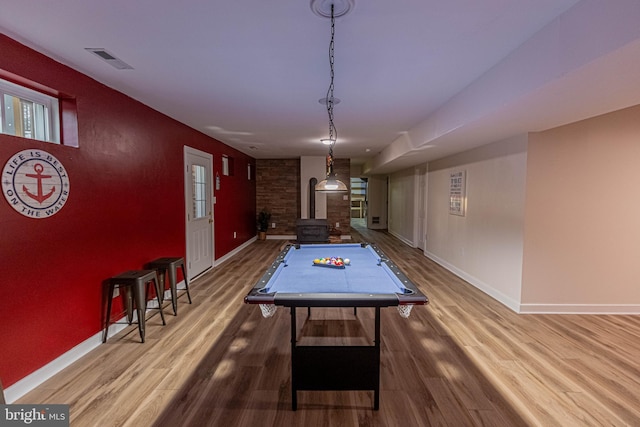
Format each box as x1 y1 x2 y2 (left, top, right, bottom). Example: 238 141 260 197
192 164 207 219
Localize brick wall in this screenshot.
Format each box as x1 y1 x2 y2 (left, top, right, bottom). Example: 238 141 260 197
256 158 351 237
256 159 301 235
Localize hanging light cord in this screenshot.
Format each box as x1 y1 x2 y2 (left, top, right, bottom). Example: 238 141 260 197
326 3 337 161
315 2 347 191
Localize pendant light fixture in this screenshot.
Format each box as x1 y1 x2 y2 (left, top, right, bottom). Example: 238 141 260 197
314 1 349 192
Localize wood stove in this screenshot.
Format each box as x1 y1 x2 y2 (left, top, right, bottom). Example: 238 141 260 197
296 177 329 243
296 218 329 243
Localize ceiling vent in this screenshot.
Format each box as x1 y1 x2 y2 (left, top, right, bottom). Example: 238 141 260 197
85 48 134 70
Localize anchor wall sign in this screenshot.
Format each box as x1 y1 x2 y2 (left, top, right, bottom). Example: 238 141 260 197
2 149 70 219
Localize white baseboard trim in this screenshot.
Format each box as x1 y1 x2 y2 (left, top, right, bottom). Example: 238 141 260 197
519 304 640 315
214 237 257 267
424 251 521 313
388 230 415 248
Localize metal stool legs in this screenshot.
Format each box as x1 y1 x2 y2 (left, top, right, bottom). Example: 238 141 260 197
104 270 166 343
147 257 192 315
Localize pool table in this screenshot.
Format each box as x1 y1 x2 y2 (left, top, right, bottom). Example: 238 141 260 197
244 242 429 410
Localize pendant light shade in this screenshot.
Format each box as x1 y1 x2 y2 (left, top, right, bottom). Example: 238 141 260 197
316 154 348 192
316 178 348 192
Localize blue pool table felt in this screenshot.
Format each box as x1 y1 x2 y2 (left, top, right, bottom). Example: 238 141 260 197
262 243 406 295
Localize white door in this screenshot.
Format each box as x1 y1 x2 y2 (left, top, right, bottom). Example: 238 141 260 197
184 147 214 279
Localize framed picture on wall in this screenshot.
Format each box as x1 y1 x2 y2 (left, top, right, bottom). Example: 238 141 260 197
449 170 466 216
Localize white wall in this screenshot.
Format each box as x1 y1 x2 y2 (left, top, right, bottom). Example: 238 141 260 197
382 105 640 315
425 135 528 311
522 104 640 313
388 168 417 246
366 175 388 230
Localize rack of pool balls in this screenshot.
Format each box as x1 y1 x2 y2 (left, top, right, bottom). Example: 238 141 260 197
312 257 351 268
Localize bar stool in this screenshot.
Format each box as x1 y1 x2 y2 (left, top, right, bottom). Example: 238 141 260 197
146 257 192 315
104 270 166 343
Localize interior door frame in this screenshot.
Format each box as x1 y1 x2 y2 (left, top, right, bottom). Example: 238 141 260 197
415 165 427 250
184 146 214 279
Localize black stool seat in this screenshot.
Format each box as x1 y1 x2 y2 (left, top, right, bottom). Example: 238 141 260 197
104 270 166 343
146 257 192 315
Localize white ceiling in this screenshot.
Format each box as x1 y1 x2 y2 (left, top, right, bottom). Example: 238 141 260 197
2 0 639 174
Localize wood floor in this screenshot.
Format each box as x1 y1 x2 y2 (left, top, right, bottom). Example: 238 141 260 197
17 224 640 426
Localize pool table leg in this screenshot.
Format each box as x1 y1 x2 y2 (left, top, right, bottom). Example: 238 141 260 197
291 307 298 411
289 306 380 411
374 306 380 410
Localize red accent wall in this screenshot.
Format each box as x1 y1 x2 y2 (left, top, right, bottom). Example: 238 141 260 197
0 34 256 387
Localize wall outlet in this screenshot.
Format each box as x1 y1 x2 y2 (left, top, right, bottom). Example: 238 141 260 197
233 231 237 238
271 222 276 228
336 222 340 228
343 195 349 200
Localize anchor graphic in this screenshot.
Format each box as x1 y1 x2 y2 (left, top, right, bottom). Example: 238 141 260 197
23 163 56 204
